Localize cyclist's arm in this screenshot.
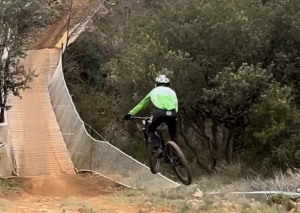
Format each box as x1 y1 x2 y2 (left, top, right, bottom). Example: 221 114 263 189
129 92 152 116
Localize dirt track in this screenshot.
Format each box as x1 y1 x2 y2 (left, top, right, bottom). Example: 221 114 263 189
35 15 69 49
0 173 162 213
2 1 166 212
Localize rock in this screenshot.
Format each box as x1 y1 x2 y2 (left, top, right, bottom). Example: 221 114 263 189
289 200 297 209
143 201 152 207
231 203 238 210
193 189 203 199
187 200 199 209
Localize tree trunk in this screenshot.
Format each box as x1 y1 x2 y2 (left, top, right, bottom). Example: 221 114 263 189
0 106 4 123
0 87 3 123
0 29 9 124
224 126 234 163
179 131 210 173
65 0 73 47
210 118 219 169
178 116 210 173
0 55 10 124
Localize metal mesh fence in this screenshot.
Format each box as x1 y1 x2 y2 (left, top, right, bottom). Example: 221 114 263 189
48 5 180 190
0 113 17 177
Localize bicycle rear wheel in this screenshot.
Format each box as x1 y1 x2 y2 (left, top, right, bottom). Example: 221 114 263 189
148 143 160 174
166 141 192 185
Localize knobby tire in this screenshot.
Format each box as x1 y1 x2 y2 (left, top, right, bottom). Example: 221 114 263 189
148 143 160 174
166 141 192 185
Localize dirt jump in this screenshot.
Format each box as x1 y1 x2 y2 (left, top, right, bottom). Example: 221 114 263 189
2 2 166 213
0 172 165 212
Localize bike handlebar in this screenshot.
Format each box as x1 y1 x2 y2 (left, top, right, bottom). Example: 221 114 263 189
130 116 152 120
129 116 167 132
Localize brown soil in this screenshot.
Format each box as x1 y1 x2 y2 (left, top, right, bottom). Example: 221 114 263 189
35 0 88 49
20 173 119 197
0 173 164 213
35 14 70 49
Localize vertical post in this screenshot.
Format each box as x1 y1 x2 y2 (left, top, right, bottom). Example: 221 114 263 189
89 124 93 170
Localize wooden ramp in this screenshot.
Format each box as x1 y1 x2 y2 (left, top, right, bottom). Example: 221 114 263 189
7 49 75 176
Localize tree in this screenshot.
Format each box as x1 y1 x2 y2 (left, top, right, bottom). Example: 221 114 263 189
242 82 300 171
104 0 300 172
0 0 54 122
62 0 300 174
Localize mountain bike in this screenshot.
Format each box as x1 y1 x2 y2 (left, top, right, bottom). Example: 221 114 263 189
130 116 192 185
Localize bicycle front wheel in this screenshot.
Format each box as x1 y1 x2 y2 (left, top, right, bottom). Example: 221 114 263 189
166 141 192 185
148 143 160 174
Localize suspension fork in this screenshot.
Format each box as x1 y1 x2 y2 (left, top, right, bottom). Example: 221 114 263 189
142 128 150 147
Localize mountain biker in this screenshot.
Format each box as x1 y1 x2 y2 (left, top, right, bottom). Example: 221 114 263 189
123 75 178 158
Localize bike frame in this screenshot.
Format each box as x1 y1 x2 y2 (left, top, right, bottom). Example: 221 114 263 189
142 121 174 165
131 117 166 149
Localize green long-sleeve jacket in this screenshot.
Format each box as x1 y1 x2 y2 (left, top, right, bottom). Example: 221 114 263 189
129 86 178 116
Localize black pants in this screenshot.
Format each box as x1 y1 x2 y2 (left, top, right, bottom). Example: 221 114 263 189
148 109 177 149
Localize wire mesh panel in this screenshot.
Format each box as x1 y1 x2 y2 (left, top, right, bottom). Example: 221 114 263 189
49 52 179 190
48 12 180 190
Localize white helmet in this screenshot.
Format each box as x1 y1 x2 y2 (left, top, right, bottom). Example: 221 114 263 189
155 75 170 87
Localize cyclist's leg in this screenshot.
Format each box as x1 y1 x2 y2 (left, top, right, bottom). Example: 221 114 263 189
148 114 164 150
164 109 178 143
165 116 177 143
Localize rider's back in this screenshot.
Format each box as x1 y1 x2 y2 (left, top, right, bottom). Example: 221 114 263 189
149 86 178 112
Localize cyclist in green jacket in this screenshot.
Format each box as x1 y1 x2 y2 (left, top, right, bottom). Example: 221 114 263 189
123 75 178 158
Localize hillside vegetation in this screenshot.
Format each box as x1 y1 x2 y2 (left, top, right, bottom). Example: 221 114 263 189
63 0 300 179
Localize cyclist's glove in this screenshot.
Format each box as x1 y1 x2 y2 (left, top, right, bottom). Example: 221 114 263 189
123 113 132 120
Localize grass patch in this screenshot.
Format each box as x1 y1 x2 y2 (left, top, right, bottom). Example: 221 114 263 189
111 163 300 213
78 202 96 213
0 178 23 194
60 198 96 213
0 200 11 212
